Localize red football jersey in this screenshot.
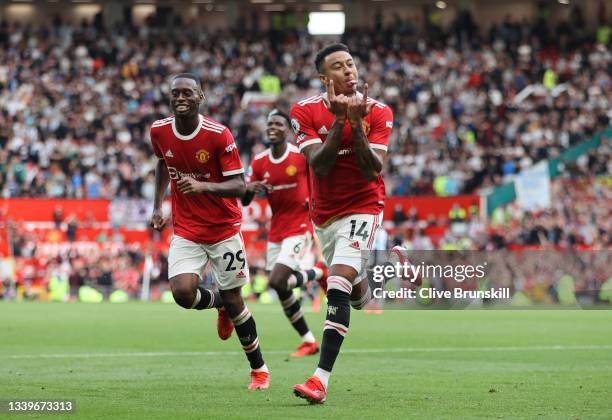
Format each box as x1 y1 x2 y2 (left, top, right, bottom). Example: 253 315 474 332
248 144 312 243
150 115 244 244
290 93 393 226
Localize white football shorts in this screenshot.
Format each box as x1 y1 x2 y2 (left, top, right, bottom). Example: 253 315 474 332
168 233 249 290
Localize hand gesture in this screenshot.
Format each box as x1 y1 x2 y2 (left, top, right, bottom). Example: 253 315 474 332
347 83 373 125
150 208 166 231
326 79 349 120
177 177 207 195
247 181 272 194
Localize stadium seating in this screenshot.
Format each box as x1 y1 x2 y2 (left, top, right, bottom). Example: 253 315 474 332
0 18 609 200
0 12 609 302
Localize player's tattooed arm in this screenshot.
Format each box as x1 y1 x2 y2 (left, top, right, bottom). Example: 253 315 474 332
177 174 246 198
351 123 384 181
151 158 170 231
348 84 383 181
303 118 344 178
303 79 346 178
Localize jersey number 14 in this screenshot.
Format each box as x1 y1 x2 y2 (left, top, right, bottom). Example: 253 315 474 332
349 220 369 241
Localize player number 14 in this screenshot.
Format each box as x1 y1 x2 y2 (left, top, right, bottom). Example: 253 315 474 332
349 220 369 241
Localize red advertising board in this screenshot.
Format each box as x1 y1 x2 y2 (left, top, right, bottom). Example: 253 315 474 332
1 198 110 222
384 195 479 220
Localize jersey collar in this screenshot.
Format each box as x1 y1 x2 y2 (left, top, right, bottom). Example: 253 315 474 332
268 144 290 164
172 114 203 141
321 91 364 100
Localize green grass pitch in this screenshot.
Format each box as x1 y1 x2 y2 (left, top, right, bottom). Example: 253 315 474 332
1 302 611 419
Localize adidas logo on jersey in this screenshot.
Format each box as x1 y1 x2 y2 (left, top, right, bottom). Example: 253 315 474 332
165 150 174 158
317 125 329 135
237 271 246 279
263 171 270 178
349 241 361 250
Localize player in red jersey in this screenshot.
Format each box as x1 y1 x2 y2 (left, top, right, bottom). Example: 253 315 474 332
241 109 328 358
290 44 402 403
149 74 269 390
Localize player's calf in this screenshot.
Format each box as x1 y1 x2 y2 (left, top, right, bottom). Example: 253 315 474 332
350 282 372 310
220 288 269 384
269 264 318 352
315 275 352 388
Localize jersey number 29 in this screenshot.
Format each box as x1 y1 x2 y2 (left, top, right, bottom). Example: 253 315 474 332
223 250 246 271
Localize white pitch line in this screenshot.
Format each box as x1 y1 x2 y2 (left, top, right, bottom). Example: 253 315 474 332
4 344 612 360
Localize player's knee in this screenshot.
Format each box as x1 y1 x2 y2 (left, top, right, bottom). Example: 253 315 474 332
219 288 244 315
222 292 241 308
351 287 372 310
267 273 287 292
170 282 195 309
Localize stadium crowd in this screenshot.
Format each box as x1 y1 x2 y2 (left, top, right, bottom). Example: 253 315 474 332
0 12 610 198
2 169 609 302
0 10 610 303
392 139 610 250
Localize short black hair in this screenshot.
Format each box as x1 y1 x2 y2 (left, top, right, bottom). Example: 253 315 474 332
172 73 201 88
267 109 291 127
315 43 350 73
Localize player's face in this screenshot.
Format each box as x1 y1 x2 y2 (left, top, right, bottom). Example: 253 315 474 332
320 51 358 95
170 78 203 118
266 115 288 145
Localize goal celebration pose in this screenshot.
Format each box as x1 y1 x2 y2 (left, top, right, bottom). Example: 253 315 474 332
150 73 269 390
290 44 399 403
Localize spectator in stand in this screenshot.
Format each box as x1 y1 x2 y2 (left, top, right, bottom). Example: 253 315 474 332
0 16 609 200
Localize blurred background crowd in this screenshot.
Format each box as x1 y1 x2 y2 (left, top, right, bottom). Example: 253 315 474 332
0 7 610 199
0 1 609 304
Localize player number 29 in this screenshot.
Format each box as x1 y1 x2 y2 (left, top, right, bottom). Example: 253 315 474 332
223 250 246 271
349 220 369 241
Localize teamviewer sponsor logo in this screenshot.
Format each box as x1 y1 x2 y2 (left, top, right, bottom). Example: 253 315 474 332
167 166 207 180
269 183 298 192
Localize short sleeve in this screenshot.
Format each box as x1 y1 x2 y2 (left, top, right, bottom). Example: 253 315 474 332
219 128 244 177
246 160 261 183
150 127 163 159
290 103 322 152
368 105 393 152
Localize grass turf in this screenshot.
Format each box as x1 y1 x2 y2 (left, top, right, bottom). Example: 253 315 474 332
1 302 611 419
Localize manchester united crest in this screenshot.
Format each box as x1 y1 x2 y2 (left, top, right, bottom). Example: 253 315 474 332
286 165 297 176
195 149 210 163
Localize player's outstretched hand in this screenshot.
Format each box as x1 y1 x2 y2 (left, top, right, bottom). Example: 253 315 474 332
247 181 271 194
177 177 207 195
348 83 373 125
150 209 166 231
326 79 349 120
